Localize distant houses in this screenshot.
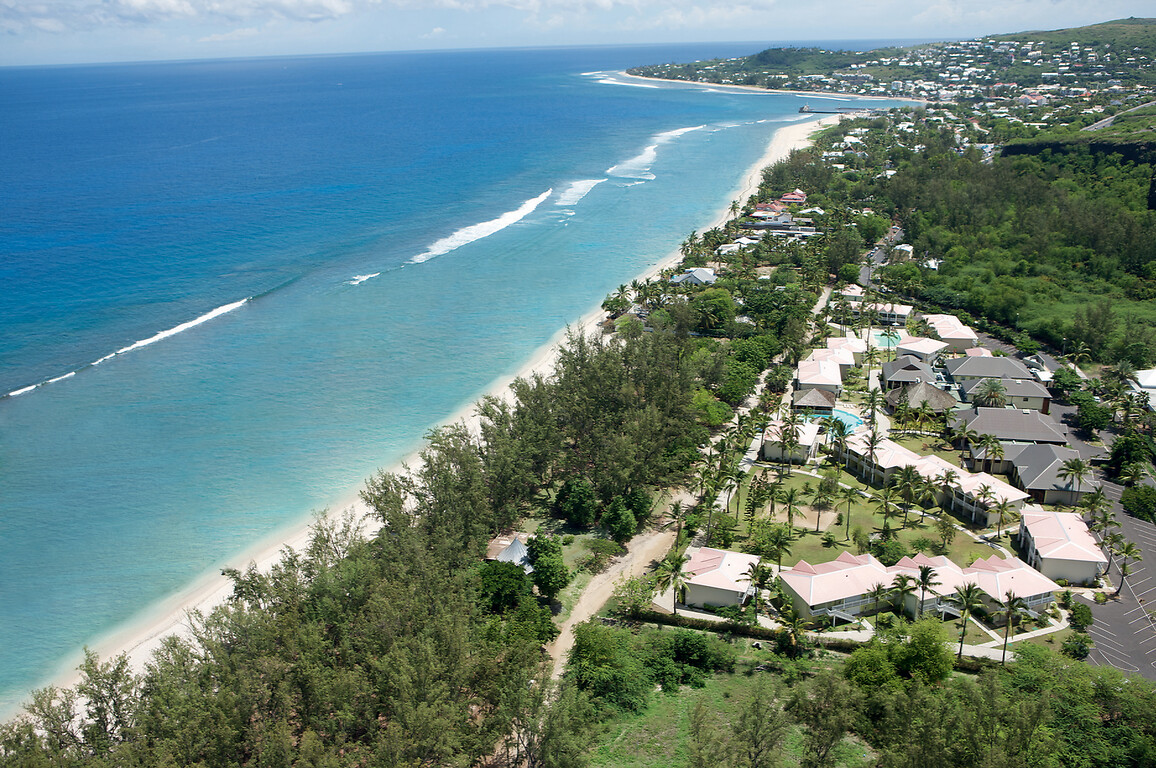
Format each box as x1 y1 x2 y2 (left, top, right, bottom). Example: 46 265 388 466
671 267 717 286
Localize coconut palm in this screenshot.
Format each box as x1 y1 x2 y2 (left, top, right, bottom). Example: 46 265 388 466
892 465 922 528
1057 457 1092 499
915 564 942 618
780 487 802 533
863 387 884 430
1001 591 1028 665
744 560 769 614
863 428 885 486
936 468 960 510
891 573 918 618
914 400 937 435
973 378 1008 408
1113 540 1143 597
764 523 794 572
655 552 691 616
1118 462 1151 488
872 486 900 538
950 582 986 658
991 499 1017 540
840 485 860 540
978 433 1003 474
866 581 892 629
951 423 979 464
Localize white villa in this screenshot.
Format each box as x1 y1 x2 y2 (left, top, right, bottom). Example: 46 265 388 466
923 313 979 351
761 419 821 464
1019 507 1107 586
683 547 761 608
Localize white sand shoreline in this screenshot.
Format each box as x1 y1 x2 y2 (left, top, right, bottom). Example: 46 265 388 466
14 111 842 720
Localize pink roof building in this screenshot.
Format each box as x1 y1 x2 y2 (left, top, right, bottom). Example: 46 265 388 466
826 334 868 364
780 188 807 204
896 336 950 365
779 552 892 619
965 347 993 357
761 419 821 464
796 359 843 395
964 555 1059 611
923 313 979 351
1019 507 1107 585
683 547 761 608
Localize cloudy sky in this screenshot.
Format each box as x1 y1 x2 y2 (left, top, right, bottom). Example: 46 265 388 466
1 0 1152 66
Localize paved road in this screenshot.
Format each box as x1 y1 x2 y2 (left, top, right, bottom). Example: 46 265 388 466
1086 488 1156 680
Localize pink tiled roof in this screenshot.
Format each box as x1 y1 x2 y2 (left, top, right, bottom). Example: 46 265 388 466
924 313 978 342
764 419 821 448
685 547 761 593
965 347 993 357
804 347 855 367
797 359 842 387
781 551 891 605
965 555 1059 600
827 335 867 354
955 472 1030 506
898 337 949 355
1022 508 1107 565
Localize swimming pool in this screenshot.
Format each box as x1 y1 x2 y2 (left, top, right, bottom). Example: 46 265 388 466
807 408 865 430
871 329 903 349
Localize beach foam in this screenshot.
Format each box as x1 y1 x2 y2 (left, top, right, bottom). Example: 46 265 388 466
409 189 552 265
348 273 380 285
556 179 606 207
606 125 704 179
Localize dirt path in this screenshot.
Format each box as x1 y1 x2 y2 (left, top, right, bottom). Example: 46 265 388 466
544 491 695 679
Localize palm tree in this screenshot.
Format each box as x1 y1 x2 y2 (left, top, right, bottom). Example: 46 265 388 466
665 501 689 544
952 423 979 465
872 486 900 538
891 573 918 618
978 433 1003 474
863 387 884 430
864 428 885 486
1119 462 1152 488
973 378 1008 408
780 487 802 533
1057 457 1092 501
914 400 937 436
1001 591 1028 665
892 465 921 529
1113 540 1143 596
936 468 960 511
950 582 986 658
866 582 892 629
655 552 691 616
765 523 794 572
974 484 996 528
744 560 769 615
1103 531 1125 573
915 564 942 618
991 499 1016 540
840 486 860 540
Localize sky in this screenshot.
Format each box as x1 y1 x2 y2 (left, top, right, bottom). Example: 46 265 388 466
0 0 1153 66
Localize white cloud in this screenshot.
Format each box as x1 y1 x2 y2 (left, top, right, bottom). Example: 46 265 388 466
199 25 260 41
421 25 445 37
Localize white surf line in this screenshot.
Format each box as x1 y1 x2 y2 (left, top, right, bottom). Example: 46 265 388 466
348 273 380 285
408 188 552 265
5 298 251 400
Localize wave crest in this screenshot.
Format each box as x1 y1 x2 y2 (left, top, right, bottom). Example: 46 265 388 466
555 179 606 207
606 125 704 179
409 189 552 265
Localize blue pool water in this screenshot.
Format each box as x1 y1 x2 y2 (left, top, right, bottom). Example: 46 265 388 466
871 329 904 348
807 408 865 430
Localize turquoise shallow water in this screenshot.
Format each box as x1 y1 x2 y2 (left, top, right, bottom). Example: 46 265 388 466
0 45 906 715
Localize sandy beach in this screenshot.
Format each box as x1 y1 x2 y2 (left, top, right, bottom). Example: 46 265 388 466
38 111 842 708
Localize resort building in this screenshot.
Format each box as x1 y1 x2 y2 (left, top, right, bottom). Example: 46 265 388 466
671 267 717 286
826 334 867 364
1018 507 1107 585
954 407 1069 473
795 359 843 396
683 547 760 608
948 472 1031 528
792 387 837 416
880 356 936 390
779 550 1058 620
944 356 1036 386
802 347 855 377
896 336 950 366
853 301 913 326
922 313 979 351
884 380 958 415
837 284 866 303
1006 444 1096 505
960 376 1052 413
761 419 822 464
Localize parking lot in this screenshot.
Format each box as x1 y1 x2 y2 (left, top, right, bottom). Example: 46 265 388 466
1086 492 1156 679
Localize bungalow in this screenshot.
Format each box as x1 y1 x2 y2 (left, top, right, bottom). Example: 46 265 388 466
780 188 807 204
1018 507 1107 586
671 267 717 286
486 535 534 574
922 313 979 352
1007 444 1096 506
826 334 868 364
948 471 1031 527
792 387 837 415
896 337 949 366
961 376 1052 413
965 555 1060 613
795 359 843 396
880 356 936 390
837 284 866 303
761 419 821 464
885 380 958 414
944 356 1036 386
954 407 1069 473
683 547 761 608
802 347 855 377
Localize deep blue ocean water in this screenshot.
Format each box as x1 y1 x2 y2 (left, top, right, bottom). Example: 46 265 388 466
0 44 905 715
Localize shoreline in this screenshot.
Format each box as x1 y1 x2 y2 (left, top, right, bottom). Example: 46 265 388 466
618 70 917 103
13 110 842 720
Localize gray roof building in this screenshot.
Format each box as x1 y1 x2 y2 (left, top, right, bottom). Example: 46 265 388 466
1009 444 1095 504
885 381 958 413
954 406 1068 445
944 356 1034 382
881 356 935 389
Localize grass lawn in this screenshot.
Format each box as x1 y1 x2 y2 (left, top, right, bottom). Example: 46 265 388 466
586 659 875 768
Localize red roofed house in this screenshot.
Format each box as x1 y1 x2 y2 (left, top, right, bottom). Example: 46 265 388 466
683 547 761 608
780 188 807 204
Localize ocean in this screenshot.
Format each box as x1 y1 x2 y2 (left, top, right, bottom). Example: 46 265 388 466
0 43 906 715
